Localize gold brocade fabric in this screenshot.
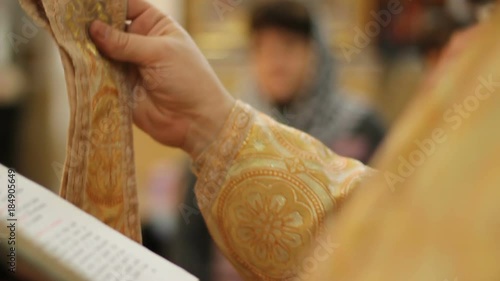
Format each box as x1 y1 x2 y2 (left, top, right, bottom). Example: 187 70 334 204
18 0 141 243
194 101 373 281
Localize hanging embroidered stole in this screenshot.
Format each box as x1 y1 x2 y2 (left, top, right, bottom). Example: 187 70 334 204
18 0 142 243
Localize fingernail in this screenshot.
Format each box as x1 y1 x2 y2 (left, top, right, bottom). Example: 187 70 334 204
90 20 111 40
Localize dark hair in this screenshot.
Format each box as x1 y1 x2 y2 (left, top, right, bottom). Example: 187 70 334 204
250 0 313 39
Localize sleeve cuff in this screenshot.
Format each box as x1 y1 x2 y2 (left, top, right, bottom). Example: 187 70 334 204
192 100 255 179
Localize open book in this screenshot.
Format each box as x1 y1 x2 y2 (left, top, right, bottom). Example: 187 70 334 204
0 165 198 281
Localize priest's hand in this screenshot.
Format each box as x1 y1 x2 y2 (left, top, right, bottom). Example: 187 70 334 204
89 0 235 158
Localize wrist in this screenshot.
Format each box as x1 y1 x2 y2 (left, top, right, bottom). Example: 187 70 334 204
183 92 236 159
191 100 255 178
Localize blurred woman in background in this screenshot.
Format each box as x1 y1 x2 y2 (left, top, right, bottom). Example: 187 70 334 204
243 0 385 163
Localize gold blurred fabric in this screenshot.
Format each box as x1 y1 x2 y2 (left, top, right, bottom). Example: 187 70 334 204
304 7 500 281
195 7 500 281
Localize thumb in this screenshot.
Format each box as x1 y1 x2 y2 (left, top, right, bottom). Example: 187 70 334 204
89 20 156 65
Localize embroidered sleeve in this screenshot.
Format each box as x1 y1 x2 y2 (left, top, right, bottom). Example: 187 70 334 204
193 100 372 280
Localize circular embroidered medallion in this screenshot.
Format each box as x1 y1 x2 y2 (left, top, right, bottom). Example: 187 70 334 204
218 170 324 280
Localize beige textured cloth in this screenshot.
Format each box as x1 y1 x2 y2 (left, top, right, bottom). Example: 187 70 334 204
18 0 141 243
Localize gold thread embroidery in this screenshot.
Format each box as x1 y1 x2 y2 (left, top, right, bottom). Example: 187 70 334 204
19 0 141 243
194 101 371 280
64 0 111 56
218 170 323 280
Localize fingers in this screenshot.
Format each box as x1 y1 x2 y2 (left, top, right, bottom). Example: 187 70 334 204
127 6 168 35
89 20 159 64
127 0 152 20
126 1 174 35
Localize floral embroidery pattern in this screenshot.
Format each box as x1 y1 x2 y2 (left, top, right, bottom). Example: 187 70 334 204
196 102 368 280
219 172 322 280
235 191 304 263
284 158 307 174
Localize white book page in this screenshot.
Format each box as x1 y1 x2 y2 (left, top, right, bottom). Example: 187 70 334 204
0 165 198 281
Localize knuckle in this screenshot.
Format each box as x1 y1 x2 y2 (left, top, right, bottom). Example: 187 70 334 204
114 31 130 51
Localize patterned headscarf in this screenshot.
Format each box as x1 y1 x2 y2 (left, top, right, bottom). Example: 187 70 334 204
242 0 372 147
